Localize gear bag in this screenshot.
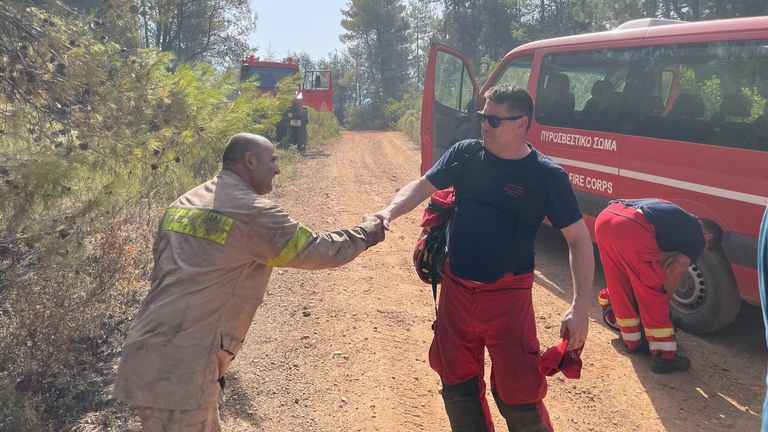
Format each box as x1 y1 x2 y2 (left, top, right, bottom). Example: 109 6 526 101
413 187 455 287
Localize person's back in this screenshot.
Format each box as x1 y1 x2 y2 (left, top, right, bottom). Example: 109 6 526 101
595 198 714 373
614 198 704 260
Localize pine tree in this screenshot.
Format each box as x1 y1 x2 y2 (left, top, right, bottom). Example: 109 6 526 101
341 0 411 128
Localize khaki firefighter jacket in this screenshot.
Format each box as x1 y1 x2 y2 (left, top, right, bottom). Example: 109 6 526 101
115 170 383 409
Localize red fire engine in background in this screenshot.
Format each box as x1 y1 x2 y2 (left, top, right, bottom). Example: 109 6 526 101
240 54 333 151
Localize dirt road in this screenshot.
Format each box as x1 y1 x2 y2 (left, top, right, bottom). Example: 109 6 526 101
220 131 765 431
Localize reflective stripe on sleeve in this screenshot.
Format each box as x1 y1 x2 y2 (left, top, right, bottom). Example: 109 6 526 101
598 297 610 306
267 224 312 267
161 207 233 245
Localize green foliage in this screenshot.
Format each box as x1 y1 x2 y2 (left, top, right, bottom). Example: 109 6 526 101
344 104 391 130
742 87 767 121
306 108 342 147
323 51 357 125
0 3 294 429
57 0 255 66
1 44 289 235
435 0 524 72
395 93 422 143
406 0 440 88
326 0 768 131
341 0 411 125
679 66 721 118
383 98 409 121
478 55 500 86
273 146 304 181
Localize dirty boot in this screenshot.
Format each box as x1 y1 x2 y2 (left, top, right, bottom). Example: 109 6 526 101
651 354 691 373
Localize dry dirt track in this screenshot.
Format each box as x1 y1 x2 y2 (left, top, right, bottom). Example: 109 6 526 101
220 131 766 432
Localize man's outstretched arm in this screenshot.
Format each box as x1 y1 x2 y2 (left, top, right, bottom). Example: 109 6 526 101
375 176 438 230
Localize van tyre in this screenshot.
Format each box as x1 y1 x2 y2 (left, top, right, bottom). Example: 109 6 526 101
670 247 741 334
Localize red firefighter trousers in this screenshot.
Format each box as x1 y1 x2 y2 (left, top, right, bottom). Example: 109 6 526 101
595 203 677 359
429 264 552 432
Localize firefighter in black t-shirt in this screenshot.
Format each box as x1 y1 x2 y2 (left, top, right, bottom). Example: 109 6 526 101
374 85 594 432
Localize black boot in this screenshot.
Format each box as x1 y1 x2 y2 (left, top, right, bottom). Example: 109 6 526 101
493 390 550 432
441 376 489 432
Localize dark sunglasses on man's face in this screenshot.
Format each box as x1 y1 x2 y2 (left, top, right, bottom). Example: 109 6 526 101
477 112 525 128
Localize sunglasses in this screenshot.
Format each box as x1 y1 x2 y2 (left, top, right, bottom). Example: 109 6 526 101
477 112 526 128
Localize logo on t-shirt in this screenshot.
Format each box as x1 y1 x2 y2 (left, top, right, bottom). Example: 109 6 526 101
503 182 526 198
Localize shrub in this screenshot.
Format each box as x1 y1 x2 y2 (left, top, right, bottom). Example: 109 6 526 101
0 4 298 429
343 103 390 130
395 93 422 143
307 108 342 148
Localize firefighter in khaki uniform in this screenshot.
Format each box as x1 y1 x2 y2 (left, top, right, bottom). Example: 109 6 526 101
115 133 385 431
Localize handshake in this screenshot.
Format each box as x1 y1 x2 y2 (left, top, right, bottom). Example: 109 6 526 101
364 210 392 228
359 210 394 249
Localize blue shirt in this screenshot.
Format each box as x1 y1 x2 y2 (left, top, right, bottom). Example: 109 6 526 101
612 198 704 261
426 139 582 283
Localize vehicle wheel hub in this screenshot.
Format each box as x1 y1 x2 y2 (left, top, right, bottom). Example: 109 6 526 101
671 264 707 313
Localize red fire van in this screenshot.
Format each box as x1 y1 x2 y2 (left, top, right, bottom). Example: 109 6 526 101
421 16 768 333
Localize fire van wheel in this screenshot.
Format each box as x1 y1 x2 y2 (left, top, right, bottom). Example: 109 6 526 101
670 247 742 334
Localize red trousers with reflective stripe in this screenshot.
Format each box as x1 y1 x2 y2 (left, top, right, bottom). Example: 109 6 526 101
429 264 552 432
595 203 677 359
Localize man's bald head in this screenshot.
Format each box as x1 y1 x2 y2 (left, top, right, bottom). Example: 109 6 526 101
221 133 280 194
222 133 272 166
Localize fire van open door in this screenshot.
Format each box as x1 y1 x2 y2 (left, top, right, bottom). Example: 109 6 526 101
420 44 480 174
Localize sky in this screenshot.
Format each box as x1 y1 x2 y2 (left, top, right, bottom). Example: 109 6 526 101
248 1 349 61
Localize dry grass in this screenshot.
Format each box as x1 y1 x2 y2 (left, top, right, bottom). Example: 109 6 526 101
0 205 159 431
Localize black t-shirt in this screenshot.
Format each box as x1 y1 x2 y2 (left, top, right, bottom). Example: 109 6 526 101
611 198 704 261
426 139 582 283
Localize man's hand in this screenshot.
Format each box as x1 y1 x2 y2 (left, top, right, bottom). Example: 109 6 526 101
373 176 437 232
371 210 392 231
560 304 589 350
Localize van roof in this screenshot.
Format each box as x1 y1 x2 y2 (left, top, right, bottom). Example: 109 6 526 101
507 15 768 55
614 18 685 30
